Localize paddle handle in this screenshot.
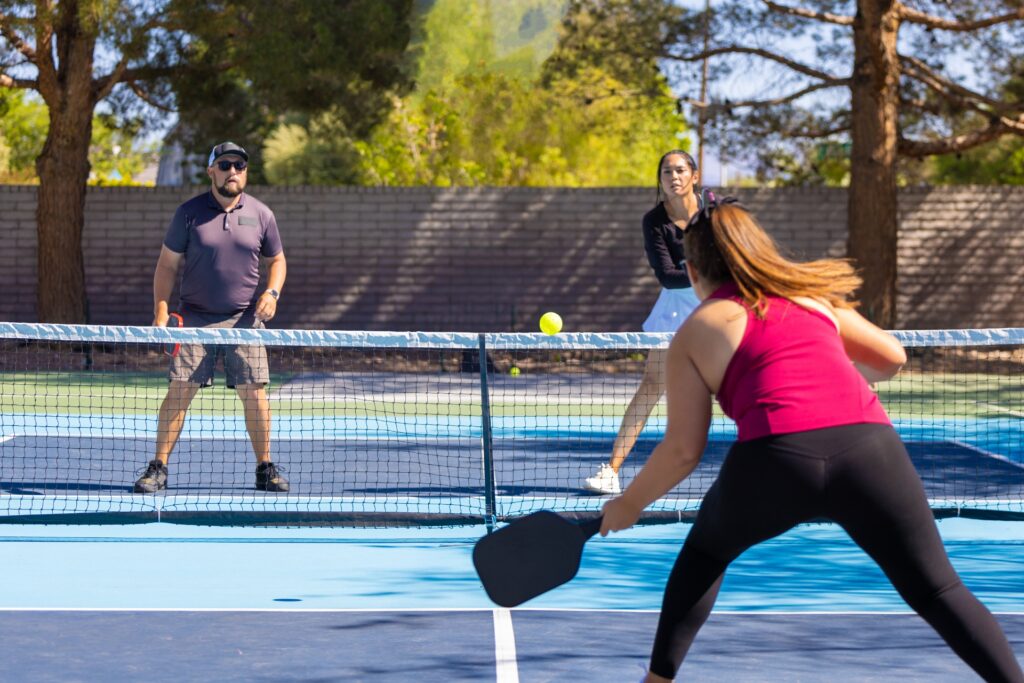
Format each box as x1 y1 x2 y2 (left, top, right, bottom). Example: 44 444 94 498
579 516 603 539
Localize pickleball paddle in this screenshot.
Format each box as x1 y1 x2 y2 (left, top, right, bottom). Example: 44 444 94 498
473 511 602 607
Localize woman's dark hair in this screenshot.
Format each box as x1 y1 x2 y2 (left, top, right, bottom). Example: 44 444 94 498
655 149 700 205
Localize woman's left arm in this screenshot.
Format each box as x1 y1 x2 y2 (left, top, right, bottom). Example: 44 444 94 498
834 306 907 383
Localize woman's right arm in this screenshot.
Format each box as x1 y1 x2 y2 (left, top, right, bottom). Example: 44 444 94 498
833 307 907 383
643 218 692 289
600 331 712 535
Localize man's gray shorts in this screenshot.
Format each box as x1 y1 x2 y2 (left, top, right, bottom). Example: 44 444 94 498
169 310 270 389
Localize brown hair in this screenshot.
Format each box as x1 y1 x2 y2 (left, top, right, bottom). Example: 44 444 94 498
683 200 861 316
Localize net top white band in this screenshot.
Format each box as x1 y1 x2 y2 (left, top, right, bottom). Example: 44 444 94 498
0 322 1022 349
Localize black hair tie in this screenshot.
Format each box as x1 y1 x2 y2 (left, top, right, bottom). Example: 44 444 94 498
684 195 741 232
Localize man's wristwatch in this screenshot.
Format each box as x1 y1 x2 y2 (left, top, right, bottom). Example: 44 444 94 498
265 288 280 300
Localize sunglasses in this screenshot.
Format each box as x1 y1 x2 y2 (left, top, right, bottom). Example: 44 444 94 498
215 160 247 172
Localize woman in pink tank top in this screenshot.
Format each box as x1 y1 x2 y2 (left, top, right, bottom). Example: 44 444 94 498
598 199 1023 683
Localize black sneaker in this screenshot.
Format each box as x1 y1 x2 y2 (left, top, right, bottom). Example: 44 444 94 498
256 462 289 492
134 460 168 493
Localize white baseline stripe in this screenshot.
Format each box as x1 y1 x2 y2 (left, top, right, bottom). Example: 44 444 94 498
3 433 474 442
949 439 1024 471
0 607 496 613
1 607 1024 615
978 403 1024 419
494 607 520 683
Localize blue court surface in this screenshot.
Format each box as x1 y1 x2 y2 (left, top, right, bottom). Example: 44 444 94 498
1 518 1023 682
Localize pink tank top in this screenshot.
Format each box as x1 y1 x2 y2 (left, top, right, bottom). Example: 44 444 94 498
710 282 890 441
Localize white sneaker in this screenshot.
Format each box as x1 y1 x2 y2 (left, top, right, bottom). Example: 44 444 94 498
583 463 621 495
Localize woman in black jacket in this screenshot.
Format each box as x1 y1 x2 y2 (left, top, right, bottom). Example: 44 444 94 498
583 149 713 494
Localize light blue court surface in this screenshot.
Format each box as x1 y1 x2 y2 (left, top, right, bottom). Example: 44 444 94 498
1 518 1023 681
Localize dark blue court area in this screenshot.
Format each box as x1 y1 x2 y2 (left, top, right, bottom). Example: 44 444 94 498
1 610 1022 682
1 434 1022 504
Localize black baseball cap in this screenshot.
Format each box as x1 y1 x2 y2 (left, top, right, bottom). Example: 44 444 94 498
207 141 249 167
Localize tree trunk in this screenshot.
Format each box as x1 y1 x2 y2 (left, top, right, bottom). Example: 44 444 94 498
847 1 901 327
34 4 97 324
35 118 93 323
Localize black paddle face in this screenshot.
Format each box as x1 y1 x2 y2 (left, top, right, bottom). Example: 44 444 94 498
473 511 601 607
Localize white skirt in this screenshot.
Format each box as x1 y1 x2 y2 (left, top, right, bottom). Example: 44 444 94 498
642 287 701 332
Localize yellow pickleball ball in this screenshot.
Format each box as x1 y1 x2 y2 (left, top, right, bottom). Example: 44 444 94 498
509 366 521 376
539 311 563 335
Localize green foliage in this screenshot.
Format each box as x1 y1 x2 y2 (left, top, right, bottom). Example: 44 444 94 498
548 0 1024 188
0 89 47 181
168 0 415 181
922 56 1024 185
263 0 687 186
0 91 157 185
415 0 565 90
355 70 683 186
88 114 159 186
1 1 415 185
262 115 363 186
928 140 1024 185
755 140 851 187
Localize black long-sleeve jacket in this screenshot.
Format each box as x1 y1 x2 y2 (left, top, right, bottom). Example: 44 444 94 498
641 203 692 289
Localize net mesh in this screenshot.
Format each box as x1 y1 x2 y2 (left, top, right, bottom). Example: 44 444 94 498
0 323 1021 526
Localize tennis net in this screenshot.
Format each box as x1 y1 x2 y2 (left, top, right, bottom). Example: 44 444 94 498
0 322 1021 526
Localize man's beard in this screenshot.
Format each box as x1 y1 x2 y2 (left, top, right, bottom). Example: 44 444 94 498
217 180 244 197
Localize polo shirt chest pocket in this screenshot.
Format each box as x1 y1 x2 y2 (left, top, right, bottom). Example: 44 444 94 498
235 215 262 248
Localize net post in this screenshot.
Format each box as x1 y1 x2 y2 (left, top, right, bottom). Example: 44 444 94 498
478 333 497 530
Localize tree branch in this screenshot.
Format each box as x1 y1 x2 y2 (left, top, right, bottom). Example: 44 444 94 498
0 71 37 88
93 56 130 101
898 4 1024 32
126 81 175 112
760 0 854 26
33 2 56 101
664 44 843 83
685 80 848 110
0 10 37 62
93 15 172 101
899 120 1022 157
790 122 850 139
900 54 1019 116
117 64 184 83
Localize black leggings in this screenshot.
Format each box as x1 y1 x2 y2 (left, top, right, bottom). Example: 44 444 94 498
649 423 1023 682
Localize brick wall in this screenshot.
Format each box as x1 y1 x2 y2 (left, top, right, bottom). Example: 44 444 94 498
1 184 1021 330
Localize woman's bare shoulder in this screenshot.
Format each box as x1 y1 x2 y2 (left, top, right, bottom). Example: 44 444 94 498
690 296 746 324
791 296 840 332
677 297 746 344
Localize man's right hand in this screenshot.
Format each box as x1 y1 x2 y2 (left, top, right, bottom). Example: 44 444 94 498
153 312 169 327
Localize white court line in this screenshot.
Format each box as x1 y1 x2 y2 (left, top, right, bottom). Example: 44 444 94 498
0 607 496 612
1 607 1024 615
3 433 471 442
0 435 14 444
493 607 520 683
949 439 1024 471
978 403 1024 419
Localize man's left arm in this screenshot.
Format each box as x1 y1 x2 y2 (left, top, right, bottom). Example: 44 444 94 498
255 251 287 322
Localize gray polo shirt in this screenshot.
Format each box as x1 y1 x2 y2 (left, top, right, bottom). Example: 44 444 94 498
164 191 283 316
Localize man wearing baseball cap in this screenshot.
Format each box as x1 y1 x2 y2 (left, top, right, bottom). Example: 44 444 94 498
135 141 290 495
